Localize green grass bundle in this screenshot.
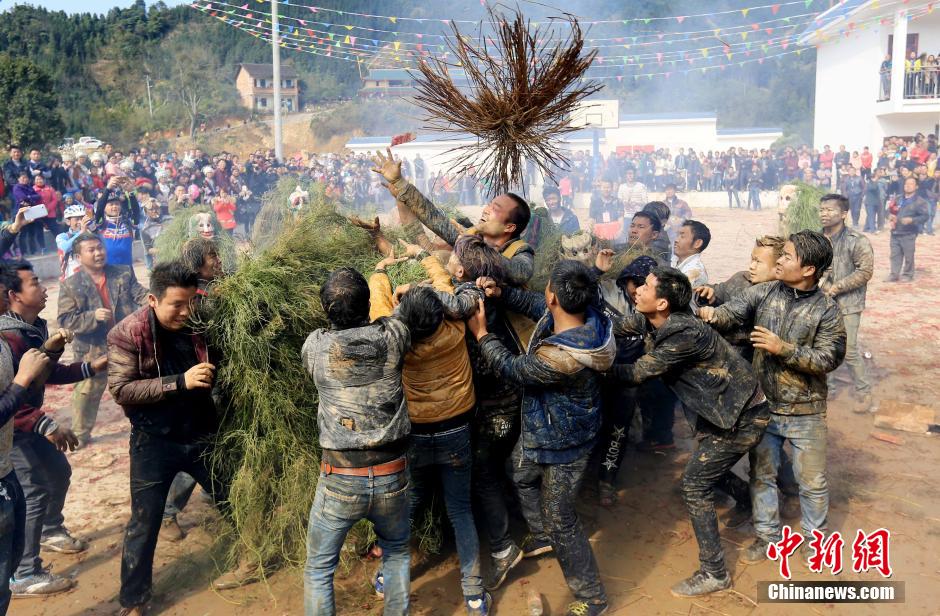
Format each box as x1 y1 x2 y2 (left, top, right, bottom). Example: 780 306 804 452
780 181 824 236
199 181 432 569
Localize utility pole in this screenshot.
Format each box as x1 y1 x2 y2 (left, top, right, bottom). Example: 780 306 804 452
145 74 153 118
271 0 283 162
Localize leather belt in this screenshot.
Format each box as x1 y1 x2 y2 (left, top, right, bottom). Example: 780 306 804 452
320 456 407 477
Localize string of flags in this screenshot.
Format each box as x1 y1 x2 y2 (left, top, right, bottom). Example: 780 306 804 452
188 0 936 81
251 0 823 26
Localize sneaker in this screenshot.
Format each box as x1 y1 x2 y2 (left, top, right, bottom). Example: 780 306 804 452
212 559 262 590
636 439 675 452
884 274 900 282
564 599 609 616
484 543 522 591
739 538 771 564
521 534 553 558
74 435 91 450
40 528 88 554
721 505 752 530
670 569 732 597
160 516 185 542
373 570 385 599
465 591 492 615
852 393 875 414
10 570 74 597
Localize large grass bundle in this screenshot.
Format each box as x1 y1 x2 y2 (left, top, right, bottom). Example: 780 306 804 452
780 181 824 236
411 9 601 196
200 180 430 567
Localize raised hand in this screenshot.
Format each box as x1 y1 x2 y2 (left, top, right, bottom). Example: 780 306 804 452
370 147 402 183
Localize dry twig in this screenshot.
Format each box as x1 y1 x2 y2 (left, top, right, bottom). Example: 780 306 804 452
410 7 601 196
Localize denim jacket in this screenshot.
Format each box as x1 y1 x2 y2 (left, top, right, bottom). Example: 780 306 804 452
477 287 615 464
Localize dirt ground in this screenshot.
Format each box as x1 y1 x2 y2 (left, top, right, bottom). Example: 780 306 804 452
12 203 940 616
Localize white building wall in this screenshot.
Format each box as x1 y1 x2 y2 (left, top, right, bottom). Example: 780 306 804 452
813 28 884 152
715 133 784 151
604 118 718 153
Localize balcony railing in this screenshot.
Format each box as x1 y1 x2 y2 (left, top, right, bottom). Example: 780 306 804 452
904 66 940 99
876 67 940 102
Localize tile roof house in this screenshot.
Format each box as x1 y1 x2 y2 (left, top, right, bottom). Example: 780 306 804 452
235 63 300 112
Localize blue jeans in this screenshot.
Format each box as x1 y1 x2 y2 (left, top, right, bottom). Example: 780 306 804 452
511 442 607 605
0 471 26 616
304 468 410 616
409 424 482 598
749 413 828 542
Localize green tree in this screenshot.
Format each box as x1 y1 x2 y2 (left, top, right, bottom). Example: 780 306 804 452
0 54 64 148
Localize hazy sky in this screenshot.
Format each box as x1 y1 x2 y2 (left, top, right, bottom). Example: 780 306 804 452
7 0 190 14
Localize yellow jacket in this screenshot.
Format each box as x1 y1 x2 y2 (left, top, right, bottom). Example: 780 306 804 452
369 255 476 424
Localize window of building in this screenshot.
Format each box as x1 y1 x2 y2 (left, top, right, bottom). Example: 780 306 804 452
284 79 293 88
258 97 268 108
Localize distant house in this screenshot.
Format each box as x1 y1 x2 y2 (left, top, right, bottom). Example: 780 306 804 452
235 63 300 112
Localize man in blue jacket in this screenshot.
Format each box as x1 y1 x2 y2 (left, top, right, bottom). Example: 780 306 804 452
468 260 615 616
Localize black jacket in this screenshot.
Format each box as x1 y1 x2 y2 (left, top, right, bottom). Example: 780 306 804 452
708 281 846 415
609 311 759 430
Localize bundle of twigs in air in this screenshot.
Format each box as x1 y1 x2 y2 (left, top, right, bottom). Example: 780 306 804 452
411 8 601 196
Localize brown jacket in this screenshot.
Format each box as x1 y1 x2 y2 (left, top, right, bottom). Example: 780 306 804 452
369 255 475 424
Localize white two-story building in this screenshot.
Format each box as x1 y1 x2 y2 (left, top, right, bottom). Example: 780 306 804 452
801 0 940 151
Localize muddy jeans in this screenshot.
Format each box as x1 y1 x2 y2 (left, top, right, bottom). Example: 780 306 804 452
304 468 410 616
9 431 71 578
408 424 482 598
472 411 519 555
682 402 770 575
594 381 637 485
120 430 227 608
831 312 871 397
0 471 25 616
510 441 607 606
162 472 197 519
750 412 828 543
71 347 108 442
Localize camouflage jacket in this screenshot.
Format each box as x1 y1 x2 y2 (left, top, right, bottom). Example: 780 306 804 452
820 226 874 315
610 310 760 430
391 177 535 286
708 281 846 415
301 316 412 453
58 265 149 358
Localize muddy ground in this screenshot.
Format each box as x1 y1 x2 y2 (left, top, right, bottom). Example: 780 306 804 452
12 204 940 616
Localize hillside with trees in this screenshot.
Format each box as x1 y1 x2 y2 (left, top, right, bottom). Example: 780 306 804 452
0 0 818 150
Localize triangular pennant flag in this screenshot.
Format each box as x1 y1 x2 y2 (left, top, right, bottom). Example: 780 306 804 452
742 8 750 17
676 16 686 24
772 4 781 15
389 17 397 24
